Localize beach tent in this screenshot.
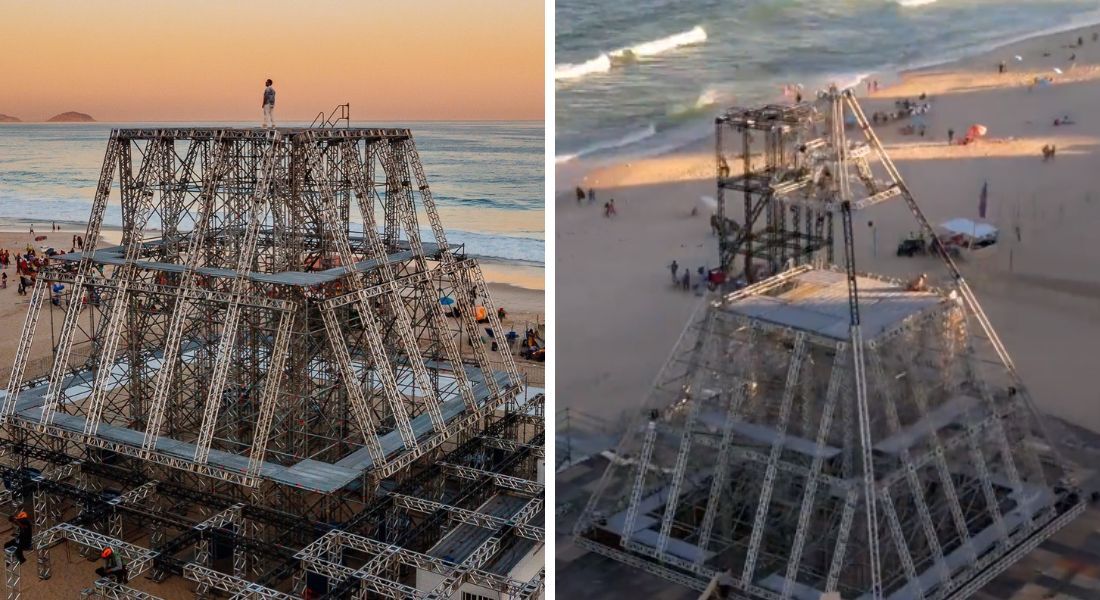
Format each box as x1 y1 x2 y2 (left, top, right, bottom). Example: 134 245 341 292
939 218 998 248
967 124 987 138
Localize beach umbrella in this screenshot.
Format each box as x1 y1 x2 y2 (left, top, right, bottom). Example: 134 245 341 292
439 296 455 306
967 124 988 138
1053 67 1064 75
1014 55 1023 62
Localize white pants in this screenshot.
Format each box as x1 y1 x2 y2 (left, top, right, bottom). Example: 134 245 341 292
262 104 275 128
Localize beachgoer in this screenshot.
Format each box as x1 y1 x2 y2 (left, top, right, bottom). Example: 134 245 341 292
603 201 611 218
873 80 879 92
1078 36 1084 47
998 61 1006 74
575 186 585 205
669 260 679 284
607 198 617 217
588 188 595 204
262 79 276 128
947 128 954 144
681 270 690 291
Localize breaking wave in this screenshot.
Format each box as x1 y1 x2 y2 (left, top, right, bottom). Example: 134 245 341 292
610 26 708 61
555 26 707 82
895 0 938 7
668 87 727 119
555 53 613 81
555 123 658 164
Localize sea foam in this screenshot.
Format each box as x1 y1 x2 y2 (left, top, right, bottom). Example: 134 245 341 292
555 26 708 83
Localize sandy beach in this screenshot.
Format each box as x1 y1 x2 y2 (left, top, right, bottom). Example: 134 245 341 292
558 23 1100 435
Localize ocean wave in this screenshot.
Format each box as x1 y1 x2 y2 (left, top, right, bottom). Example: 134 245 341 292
554 123 658 164
424 228 544 265
668 86 728 119
555 53 613 81
555 26 707 83
896 0 937 6
610 26 708 61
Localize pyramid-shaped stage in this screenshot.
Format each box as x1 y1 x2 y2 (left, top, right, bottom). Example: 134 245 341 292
574 90 1085 599
3 127 523 490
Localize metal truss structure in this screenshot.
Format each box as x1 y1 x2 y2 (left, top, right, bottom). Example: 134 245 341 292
1 127 544 599
574 89 1085 599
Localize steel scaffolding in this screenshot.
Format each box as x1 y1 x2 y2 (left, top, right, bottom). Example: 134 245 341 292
1 127 544 599
574 89 1084 599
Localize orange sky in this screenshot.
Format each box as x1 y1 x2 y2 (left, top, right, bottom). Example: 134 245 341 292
0 0 543 122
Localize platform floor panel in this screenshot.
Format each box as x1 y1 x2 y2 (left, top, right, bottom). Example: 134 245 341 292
724 269 947 341
7 351 515 493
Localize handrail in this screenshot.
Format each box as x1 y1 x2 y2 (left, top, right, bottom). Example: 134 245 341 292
310 103 350 128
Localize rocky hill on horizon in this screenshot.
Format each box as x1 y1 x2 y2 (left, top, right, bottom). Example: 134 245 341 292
46 111 95 122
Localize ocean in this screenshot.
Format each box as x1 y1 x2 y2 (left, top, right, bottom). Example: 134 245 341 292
556 0 1100 166
0 121 544 288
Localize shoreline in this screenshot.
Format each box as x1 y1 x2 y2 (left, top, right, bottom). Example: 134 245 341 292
558 19 1100 187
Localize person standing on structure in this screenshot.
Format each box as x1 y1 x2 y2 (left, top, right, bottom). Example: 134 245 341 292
262 79 276 128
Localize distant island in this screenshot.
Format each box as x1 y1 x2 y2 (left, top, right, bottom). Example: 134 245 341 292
0 114 20 123
46 111 95 122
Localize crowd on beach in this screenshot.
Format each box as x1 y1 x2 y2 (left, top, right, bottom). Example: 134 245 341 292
574 186 617 218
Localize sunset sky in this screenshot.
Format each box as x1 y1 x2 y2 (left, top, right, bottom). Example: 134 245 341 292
0 0 543 122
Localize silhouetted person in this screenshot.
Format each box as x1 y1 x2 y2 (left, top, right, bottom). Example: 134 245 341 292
262 79 276 128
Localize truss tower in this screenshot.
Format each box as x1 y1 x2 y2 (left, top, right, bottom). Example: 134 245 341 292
1 127 545 599
574 90 1084 600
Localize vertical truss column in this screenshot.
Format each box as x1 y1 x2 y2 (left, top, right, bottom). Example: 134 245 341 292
32 487 49 581
868 347 950 590
655 310 719 557
404 139 521 390
2 279 47 418
37 133 122 428
4 548 18 600
83 138 170 436
353 142 478 413
318 304 389 465
194 132 282 465
308 141 442 438
783 342 845 598
621 420 658 548
245 310 294 480
741 332 806 585
141 135 232 454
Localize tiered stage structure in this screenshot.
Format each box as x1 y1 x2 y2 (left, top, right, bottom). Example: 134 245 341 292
574 89 1084 599
1 127 544 599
